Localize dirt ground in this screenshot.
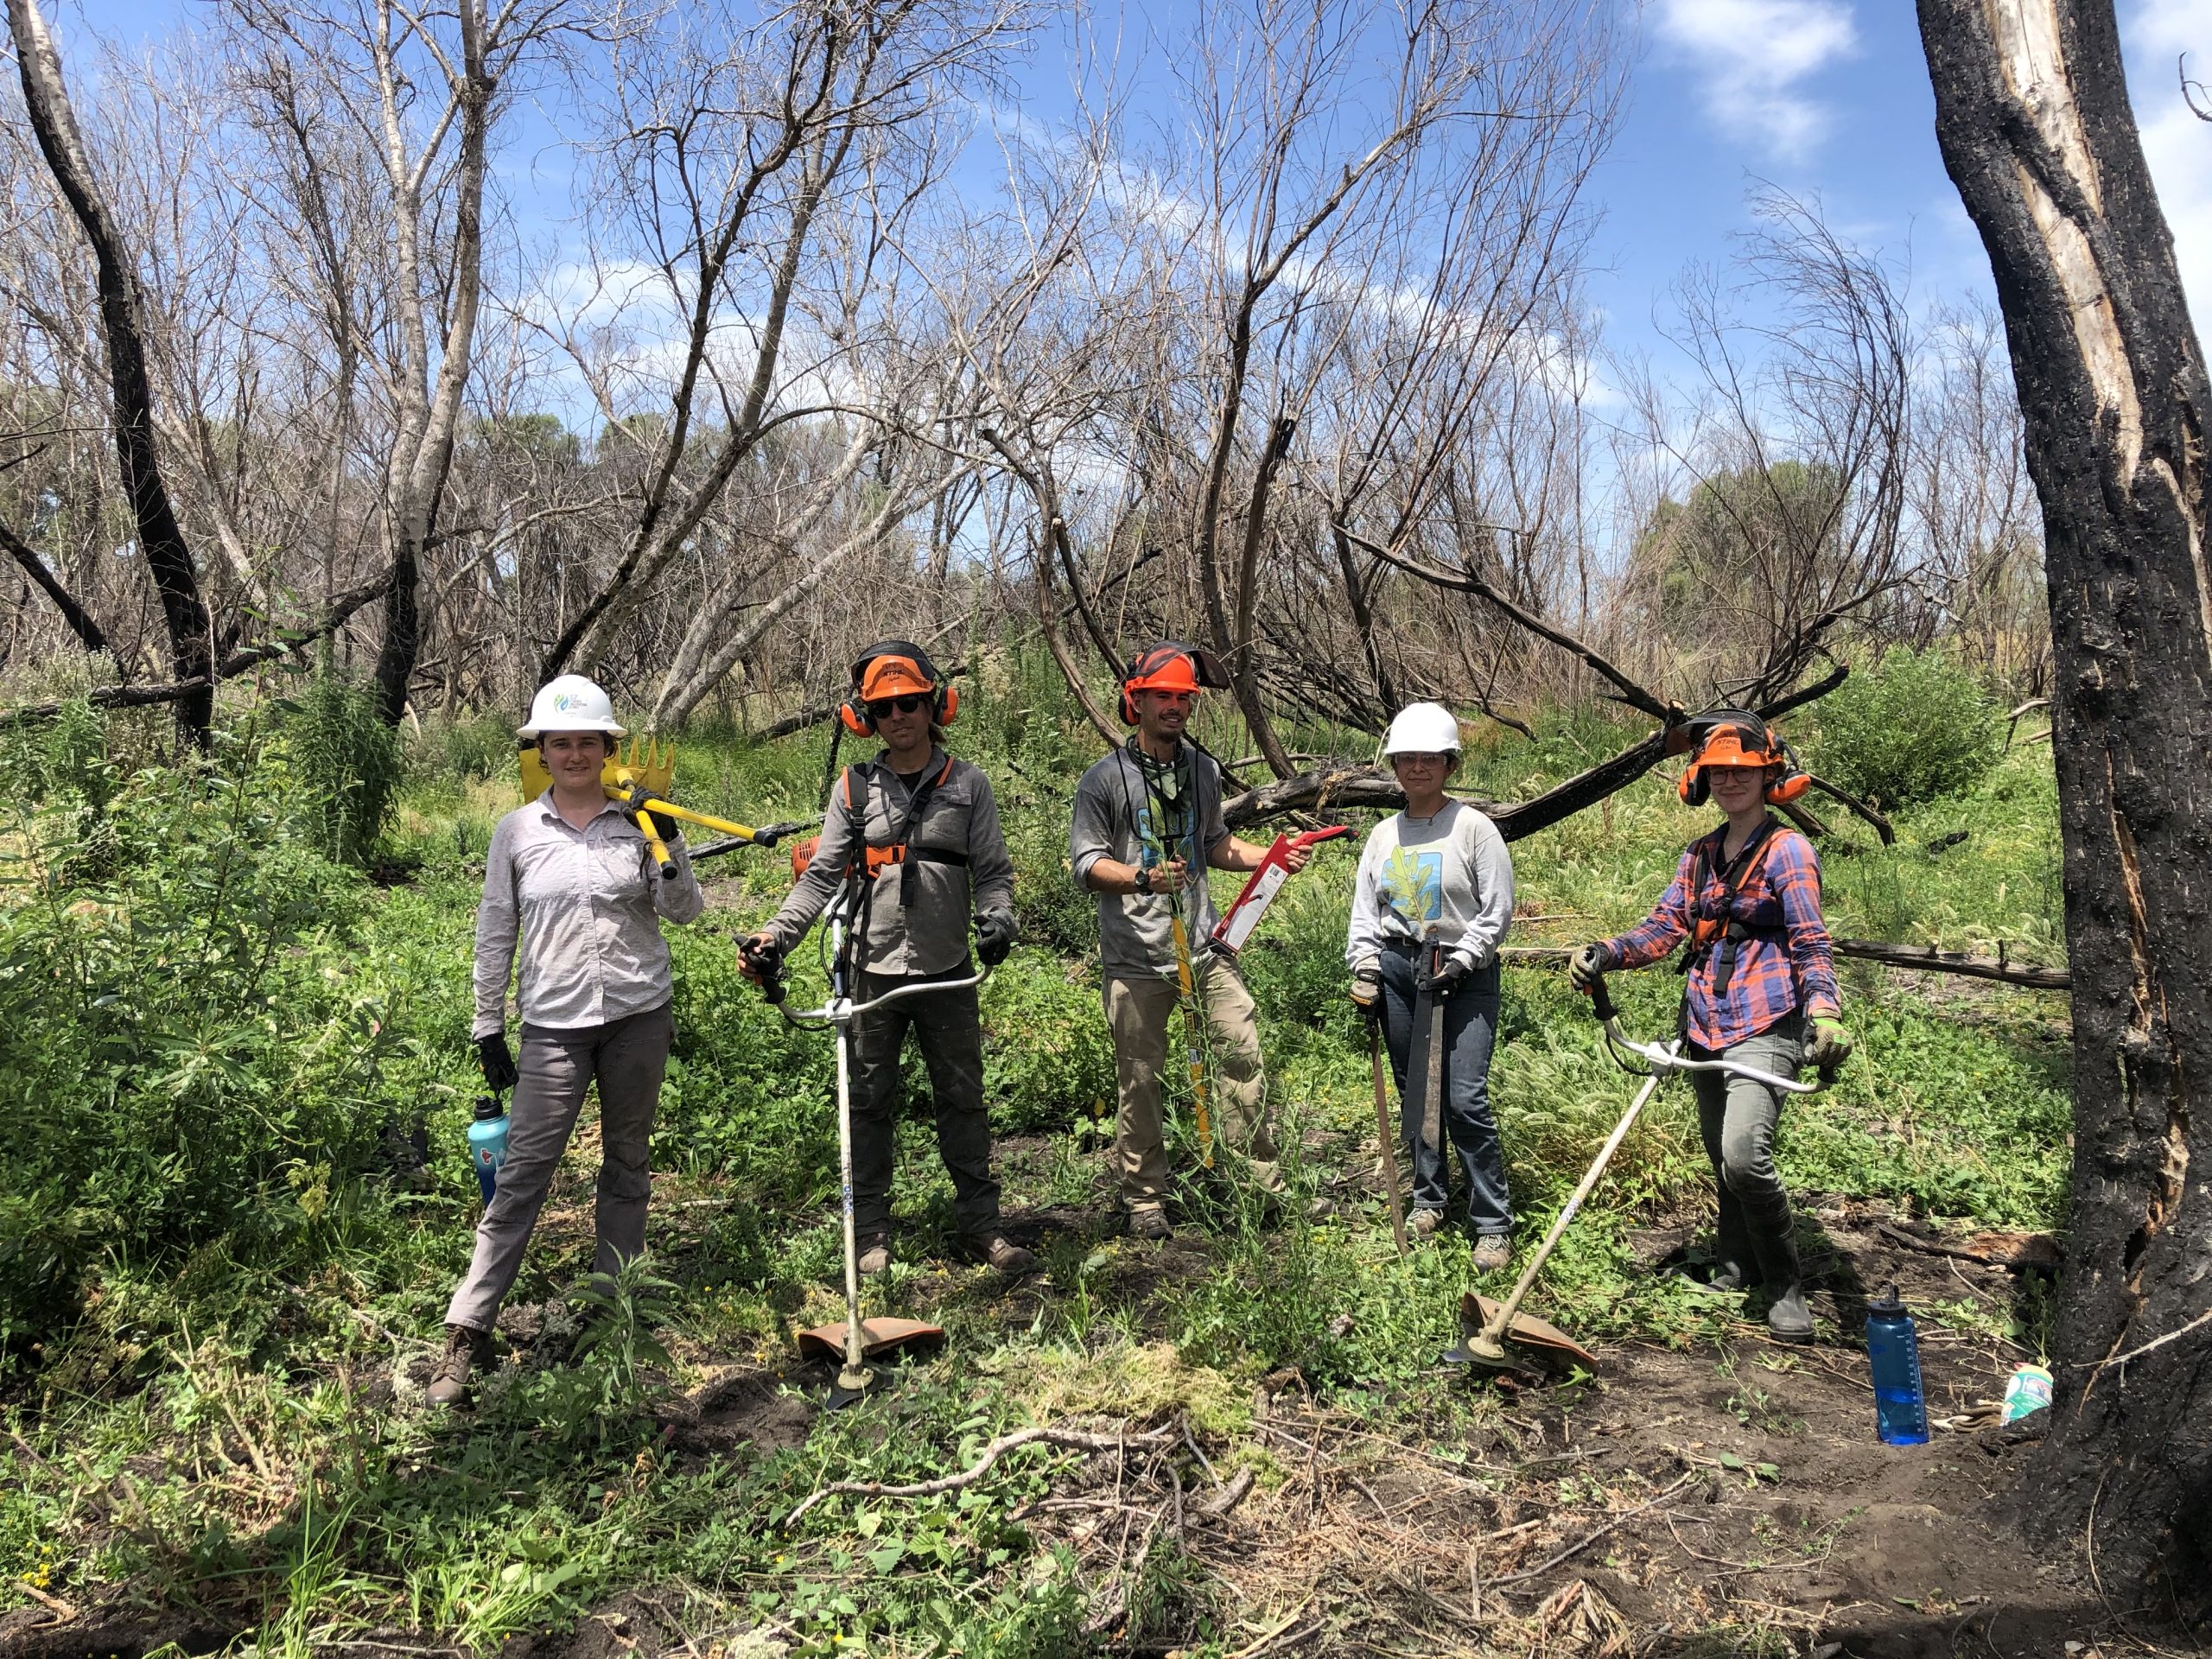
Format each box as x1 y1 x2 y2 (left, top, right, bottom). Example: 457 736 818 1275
8 1148 2195 1659
529 1189 2191 1658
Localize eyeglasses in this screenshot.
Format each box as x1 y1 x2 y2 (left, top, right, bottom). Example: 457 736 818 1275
865 693 931 720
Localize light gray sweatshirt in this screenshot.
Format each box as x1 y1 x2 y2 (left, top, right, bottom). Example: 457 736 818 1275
1344 799 1515 976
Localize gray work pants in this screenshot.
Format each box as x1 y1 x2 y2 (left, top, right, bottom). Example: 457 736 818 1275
1687 1012 1805 1276
446 1002 671 1333
849 963 1002 1242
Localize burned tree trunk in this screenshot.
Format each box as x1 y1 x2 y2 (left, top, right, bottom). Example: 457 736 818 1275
1919 0 2212 1593
9 0 211 743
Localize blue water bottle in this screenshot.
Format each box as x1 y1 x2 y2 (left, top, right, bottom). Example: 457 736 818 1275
1866 1282 1929 1446
467 1095 510 1205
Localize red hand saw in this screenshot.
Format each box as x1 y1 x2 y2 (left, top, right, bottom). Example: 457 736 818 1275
1207 825 1351 957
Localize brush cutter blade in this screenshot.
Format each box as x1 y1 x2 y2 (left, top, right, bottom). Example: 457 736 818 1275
798 1317 946 1363
1445 1291 1598 1371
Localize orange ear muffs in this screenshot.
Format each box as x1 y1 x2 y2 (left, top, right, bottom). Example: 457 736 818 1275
936 683 959 728
839 697 874 735
1675 709 1804 808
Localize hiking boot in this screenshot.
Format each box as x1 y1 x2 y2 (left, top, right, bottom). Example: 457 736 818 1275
1751 1225 1815 1344
1764 1283 1815 1344
1410 1208 1444 1240
1128 1205 1173 1242
973 1235 1039 1275
1682 1258 1755 1296
426 1325 492 1408
856 1235 893 1276
1472 1234 1513 1273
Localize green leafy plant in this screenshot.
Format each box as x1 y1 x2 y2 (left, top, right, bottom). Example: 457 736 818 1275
1810 645 2004 809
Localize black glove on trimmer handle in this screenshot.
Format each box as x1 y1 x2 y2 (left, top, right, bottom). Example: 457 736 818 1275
974 909 1018 967
477 1033 518 1092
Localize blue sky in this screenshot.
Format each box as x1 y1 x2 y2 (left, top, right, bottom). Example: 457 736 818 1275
1599 0 2210 357
68 0 2212 375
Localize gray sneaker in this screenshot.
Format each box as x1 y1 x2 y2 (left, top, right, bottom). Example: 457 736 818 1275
426 1325 492 1408
856 1235 893 1276
1472 1234 1513 1273
1410 1209 1445 1240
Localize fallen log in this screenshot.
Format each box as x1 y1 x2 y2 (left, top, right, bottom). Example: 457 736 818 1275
1497 939 2069 992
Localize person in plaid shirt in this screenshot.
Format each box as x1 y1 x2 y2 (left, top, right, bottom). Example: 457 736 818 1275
1569 712 1852 1343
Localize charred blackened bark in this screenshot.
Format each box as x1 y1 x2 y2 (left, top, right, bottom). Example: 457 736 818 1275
1920 0 2212 1593
9 0 211 743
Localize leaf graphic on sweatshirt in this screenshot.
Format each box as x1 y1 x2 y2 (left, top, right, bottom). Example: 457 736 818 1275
1380 846 1444 923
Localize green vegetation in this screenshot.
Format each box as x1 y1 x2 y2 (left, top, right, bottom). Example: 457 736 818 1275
1807 643 2007 809
0 657 2072 1654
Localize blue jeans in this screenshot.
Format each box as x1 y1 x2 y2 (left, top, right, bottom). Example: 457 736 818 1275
1377 948 1509 1233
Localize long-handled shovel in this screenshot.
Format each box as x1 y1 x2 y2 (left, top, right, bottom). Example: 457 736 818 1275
1368 1017 1408 1256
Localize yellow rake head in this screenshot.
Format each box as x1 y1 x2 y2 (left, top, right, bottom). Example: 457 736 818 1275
517 734 677 804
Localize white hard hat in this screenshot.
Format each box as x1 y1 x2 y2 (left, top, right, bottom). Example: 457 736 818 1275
518 675 626 740
1382 702 1462 756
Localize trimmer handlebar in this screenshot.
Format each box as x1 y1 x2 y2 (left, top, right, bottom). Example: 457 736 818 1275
1580 970 1828 1095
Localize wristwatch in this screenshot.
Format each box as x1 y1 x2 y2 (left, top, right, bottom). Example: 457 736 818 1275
1136 866 1154 895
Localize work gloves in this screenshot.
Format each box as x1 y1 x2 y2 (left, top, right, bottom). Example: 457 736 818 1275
1807 1016 1853 1070
477 1033 518 1092
737 932 784 982
1567 944 1611 995
975 908 1018 967
1350 969 1382 1021
1418 954 1471 997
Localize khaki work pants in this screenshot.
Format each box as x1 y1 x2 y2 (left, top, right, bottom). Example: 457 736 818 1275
446 1002 671 1333
1104 959 1278 1209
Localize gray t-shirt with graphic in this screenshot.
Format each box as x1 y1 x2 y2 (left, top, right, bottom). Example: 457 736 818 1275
1069 742 1229 979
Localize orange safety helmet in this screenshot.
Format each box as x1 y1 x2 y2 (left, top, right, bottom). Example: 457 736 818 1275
840 639 958 734
1668 709 1809 807
1118 641 1230 725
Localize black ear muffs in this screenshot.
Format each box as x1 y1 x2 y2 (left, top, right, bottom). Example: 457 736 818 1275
844 639 956 733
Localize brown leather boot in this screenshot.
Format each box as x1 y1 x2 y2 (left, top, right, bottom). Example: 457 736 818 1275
426 1325 492 1408
973 1235 1039 1275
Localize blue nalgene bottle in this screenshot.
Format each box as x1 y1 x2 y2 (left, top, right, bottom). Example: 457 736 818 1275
467 1096 510 1205
1866 1282 1929 1446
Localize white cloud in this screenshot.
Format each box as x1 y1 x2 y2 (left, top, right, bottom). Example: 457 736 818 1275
1656 0 1859 161
2124 1 2212 332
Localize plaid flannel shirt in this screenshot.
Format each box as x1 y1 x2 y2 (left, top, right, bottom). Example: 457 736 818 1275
1600 822 1840 1051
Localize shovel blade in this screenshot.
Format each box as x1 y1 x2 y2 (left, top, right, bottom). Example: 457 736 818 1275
798 1317 946 1363
1454 1291 1598 1370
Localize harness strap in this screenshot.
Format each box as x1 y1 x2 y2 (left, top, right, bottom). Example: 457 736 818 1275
1681 818 1783 1002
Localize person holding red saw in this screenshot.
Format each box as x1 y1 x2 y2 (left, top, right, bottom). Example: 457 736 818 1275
1568 709 1850 1343
1069 642 1334 1240
1344 702 1517 1268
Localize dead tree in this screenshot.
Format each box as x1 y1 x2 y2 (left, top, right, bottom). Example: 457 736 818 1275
1919 0 2212 1596
7 0 213 742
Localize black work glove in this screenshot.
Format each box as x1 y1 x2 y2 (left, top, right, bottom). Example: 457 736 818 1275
477 1033 518 1092
1567 944 1610 995
738 932 785 982
1418 955 1471 997
975 908 1018 967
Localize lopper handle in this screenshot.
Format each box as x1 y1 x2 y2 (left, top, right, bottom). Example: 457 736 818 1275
1288 824 1352 852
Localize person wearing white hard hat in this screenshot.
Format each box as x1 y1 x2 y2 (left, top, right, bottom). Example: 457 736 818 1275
429 675 705 1407
1344 703 1516 1268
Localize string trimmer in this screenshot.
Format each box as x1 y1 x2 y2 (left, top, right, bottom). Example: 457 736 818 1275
518 737 810 870
1446 971 1835 1374
751 871 987 1408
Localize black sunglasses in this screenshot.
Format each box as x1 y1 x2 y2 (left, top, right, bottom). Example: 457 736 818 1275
864 693 931 719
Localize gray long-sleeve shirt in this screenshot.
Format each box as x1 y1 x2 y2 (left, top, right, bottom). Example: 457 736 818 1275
474 792 705 1039
1344 799 1515 976
1070 741 1229 980
766 749 1014 976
